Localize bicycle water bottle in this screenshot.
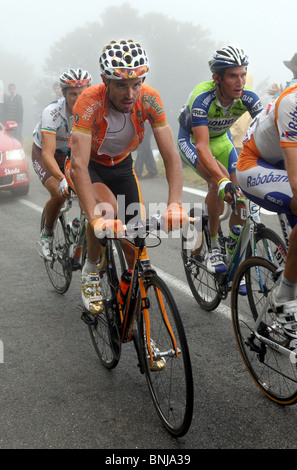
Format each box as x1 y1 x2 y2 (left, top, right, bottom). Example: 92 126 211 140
70 217 80 242
226 225 242 256
117 269 133 306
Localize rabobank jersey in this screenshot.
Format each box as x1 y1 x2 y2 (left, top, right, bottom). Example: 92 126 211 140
243 84 297 165
178 81 263 139
33 97 73 154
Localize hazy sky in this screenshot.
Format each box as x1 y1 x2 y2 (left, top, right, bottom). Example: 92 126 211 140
1 0 296 87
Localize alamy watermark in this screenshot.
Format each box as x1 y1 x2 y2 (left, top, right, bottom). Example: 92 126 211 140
92 199 203 250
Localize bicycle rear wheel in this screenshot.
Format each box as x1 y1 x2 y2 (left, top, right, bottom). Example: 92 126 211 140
137 272 194 437
87 240 125 369
40 210 72 294
231 257 297 405
182 208 221 311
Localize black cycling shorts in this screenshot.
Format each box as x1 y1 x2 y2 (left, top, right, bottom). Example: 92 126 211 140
88 154 144 224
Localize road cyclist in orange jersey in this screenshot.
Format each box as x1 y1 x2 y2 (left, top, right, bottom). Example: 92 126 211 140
66 39 188 315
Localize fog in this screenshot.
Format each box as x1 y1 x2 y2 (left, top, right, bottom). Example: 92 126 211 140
0 0 296 139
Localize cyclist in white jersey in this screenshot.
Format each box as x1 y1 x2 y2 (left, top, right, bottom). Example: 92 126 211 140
237 83 297 338
32 68 92 260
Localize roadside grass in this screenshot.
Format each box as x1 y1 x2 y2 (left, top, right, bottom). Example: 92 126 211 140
133 150 207 188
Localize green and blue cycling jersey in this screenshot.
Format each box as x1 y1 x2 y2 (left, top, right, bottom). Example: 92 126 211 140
177 80 263 174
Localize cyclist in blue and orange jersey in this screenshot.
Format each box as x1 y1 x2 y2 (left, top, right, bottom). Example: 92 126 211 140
32 68 92 261
177 45 263 273
67 39 188 315
237 84 297 339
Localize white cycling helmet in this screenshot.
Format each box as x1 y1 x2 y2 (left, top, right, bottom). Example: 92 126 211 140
99 39 149 80
209 46 249 73
59 68 92 89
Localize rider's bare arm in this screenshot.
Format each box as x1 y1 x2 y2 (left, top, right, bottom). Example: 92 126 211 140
41 132 65 181
193 125 228 184
152 124 183 205
70 131 98 223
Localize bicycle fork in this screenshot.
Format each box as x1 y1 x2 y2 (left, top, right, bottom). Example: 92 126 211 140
139 277 179 363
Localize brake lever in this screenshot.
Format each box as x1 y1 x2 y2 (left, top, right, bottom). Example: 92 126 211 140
225 182 238 216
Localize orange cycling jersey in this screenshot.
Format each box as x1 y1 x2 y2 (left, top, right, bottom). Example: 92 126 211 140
72 83 167 166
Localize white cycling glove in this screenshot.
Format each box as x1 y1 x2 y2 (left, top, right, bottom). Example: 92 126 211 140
218 178 237 201
58 177 68 195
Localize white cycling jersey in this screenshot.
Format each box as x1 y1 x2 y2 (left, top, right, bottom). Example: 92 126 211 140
237 84 297 226
244 83 297 164
33 97 73 153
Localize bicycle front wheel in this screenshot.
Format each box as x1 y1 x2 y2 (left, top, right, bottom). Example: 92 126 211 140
231 257 297 405
40 210 72 294
182 208 221 311
137 273 194 437
246 225 287 267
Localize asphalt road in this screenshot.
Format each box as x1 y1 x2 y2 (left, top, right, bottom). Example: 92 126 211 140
0 166 295 452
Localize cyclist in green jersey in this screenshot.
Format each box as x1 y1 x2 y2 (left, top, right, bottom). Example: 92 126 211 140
178 45 263 273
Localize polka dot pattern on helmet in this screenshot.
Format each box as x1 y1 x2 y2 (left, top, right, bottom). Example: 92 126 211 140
99 39 149 80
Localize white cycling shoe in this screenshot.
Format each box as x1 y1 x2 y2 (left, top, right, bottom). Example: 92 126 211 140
268 290 297 339
81 272 104 315
40 232 55 261
206 248 227 274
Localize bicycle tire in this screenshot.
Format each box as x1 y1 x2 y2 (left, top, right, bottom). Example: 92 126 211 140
231 257 297 405
88 239 125 370
40 210 72 294
182 208 221 311
246 225 287 267
137 272 194 437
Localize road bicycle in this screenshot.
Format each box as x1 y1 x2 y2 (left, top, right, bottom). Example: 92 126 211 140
181 195 287 311
231 255 297 405
81 216 194 437
38 190 87 294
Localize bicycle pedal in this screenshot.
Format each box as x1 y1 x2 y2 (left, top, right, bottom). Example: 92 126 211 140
149 357 166 372
72 260 82 271
81 310 97 326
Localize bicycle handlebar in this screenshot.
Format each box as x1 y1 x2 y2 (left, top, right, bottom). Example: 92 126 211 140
125 214 163 235
225 182 238 216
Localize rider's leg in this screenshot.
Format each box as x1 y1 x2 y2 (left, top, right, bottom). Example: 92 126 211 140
44 176 66 229
85 181 135 271
84 182 118 268
196 159 225 238
283 197 297 283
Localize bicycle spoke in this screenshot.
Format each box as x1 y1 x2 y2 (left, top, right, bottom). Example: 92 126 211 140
41 212 72 294
138 273 193 437
182 209 221 311
87 240 124 370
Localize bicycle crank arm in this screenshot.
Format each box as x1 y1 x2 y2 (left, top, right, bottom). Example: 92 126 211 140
254 330 295 360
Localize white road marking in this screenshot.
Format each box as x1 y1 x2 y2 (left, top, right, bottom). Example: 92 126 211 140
153 266 231 319
19 199 43 213
182 185 275 216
